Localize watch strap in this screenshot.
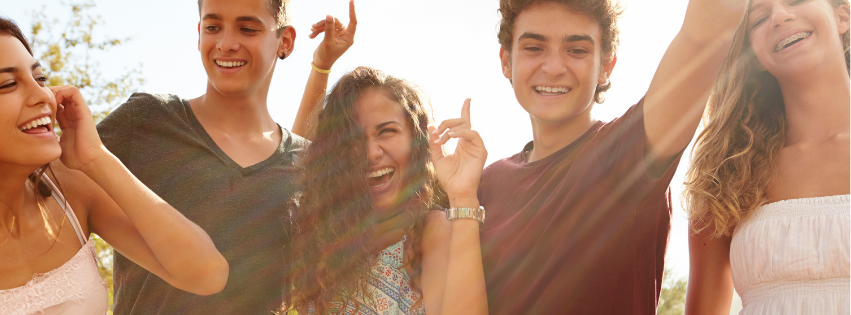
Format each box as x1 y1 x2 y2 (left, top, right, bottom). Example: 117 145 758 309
445 206 486 224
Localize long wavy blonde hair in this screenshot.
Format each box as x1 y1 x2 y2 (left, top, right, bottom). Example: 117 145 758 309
684 0 850 238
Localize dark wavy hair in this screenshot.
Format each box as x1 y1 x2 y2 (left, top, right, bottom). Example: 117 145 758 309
282 66 447 314
497 0 623 103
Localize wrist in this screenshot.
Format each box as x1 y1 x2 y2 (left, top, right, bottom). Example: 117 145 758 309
311 58 334 72
448 195 479 209
78 147 117 177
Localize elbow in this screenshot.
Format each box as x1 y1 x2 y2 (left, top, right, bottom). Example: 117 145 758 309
174 256 230 296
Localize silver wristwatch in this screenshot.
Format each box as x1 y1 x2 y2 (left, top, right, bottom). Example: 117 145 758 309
445 206 486 224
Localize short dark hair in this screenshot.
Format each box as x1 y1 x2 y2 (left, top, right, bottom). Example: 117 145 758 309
497 0 623 103
197 0 291 36
0 16 33 56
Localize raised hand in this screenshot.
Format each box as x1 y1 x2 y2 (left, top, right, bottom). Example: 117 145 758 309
308 0 357 70
429 99 488 204
50 85 108 173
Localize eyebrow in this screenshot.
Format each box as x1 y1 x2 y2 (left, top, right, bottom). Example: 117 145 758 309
748 3 764 14
518 32 595 45
0 61 41 74
376 121 400 130
236 16 264 24
201 13 222 21
563 34 594 45
518 32 548 42
202 13 265 24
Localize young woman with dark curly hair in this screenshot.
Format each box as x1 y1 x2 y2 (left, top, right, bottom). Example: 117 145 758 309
282 66 488 315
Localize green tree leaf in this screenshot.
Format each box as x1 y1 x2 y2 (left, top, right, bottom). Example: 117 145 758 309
657 267 688 315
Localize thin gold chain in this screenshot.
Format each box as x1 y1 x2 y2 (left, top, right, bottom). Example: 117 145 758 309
0 215 15 247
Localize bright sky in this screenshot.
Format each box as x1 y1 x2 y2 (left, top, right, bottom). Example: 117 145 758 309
2 0 742 311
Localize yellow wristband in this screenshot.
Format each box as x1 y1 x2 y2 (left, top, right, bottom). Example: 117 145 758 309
311 62 331 74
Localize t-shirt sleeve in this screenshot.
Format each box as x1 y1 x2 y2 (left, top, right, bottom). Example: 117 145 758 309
96 93 150 165
593 98 682 202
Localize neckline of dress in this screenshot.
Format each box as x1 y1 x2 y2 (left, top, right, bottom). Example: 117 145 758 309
760 194 850 209
0 240 93 293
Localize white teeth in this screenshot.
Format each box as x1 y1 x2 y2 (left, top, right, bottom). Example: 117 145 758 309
775 32 811 52
216 60 245 68
19 116 52 131
367 167 394 179
535 86 568 94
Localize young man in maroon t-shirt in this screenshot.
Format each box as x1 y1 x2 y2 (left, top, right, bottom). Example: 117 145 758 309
478 0 746 314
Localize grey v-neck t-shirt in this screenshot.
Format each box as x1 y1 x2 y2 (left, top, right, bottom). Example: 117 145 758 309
97 93 307 315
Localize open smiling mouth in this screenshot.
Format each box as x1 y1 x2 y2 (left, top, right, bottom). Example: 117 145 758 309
367 167 395 188
18 116 53 134
535 86 570 96
215 60 246 68
775 32 812 52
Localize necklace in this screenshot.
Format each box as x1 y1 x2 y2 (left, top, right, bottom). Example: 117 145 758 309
377 208 405 224
0 215 15 247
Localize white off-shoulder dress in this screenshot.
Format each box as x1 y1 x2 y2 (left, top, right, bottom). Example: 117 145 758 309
730 195 850 314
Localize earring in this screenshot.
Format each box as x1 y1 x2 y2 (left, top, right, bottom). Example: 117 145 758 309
279 52 286 60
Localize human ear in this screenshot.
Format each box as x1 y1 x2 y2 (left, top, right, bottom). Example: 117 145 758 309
277 26 296 60
836 4 850 35
499 47 512 80
598 53 617 85
197 23 201 52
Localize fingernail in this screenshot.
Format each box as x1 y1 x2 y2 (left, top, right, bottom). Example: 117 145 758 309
448 131 456 136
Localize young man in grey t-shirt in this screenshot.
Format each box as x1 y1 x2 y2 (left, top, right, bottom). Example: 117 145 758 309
96 0 356 313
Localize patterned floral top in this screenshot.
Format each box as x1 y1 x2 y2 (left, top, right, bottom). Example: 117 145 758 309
328 234 426 315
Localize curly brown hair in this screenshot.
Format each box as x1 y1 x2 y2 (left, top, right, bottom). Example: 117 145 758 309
497 0 623 103
684 0 850 238
282 66 447 314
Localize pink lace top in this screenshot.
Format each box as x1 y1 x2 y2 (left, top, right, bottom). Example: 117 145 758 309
0 176 107 315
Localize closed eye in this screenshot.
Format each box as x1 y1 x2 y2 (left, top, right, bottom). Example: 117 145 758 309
378 128 397 136
0 80 15 89
751 16 768 29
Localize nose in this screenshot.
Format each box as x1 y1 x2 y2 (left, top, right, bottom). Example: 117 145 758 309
25 77 52 110
540 50 568 78
770 2 796 29
217 28 240 52
366 137 383 165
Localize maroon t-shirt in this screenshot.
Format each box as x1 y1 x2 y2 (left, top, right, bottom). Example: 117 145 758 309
479 100 680 314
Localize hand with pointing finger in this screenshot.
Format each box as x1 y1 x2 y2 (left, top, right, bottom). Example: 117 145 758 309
309 0 357 71
428 99 488 205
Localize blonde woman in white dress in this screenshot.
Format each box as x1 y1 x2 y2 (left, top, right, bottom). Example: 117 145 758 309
683 0 850 314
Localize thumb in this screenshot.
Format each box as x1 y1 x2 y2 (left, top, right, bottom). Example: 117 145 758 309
427 125 446 162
